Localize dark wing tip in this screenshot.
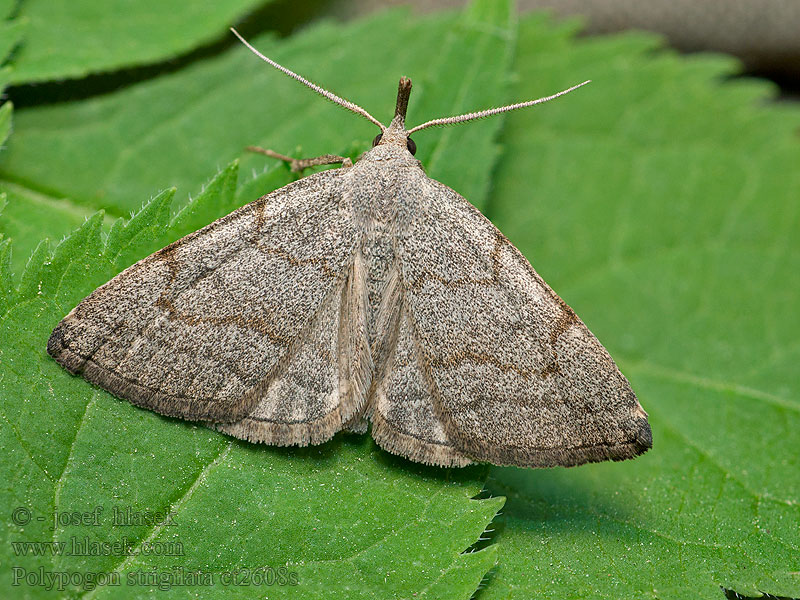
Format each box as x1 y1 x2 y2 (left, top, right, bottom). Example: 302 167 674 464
46 322 65 358
47 318 257 425
46 320 84 374
634 417 653 454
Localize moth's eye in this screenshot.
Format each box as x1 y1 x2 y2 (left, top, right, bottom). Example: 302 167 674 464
372 133 383 147
406 137 417 155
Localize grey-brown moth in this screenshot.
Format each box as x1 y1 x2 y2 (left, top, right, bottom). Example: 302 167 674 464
47 30 652 468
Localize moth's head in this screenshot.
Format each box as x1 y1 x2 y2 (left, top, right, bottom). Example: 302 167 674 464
231 27 590 163
370 77 417 157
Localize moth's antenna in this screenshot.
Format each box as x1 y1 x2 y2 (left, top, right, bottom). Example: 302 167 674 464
406 80 590 134
230 28 386 132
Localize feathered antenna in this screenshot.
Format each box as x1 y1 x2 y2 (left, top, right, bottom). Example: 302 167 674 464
406 80 590 134
230 28 386 132
231 28 589 134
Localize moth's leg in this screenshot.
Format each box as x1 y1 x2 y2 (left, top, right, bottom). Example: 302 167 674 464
246 146 353 173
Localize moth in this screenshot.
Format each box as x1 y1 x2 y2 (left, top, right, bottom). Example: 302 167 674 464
48 30 652 468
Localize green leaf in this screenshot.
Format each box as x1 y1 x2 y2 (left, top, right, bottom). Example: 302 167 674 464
478 14 800 600
0 162 502 599
0 9 26 70
8 0 271 84
0 183 113 287
0 5 25 148
0 231 12 313
0 0 14 19
0 100 11 148
5 1 799 598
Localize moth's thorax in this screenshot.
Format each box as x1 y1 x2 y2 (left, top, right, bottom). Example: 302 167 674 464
348 143 423 231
